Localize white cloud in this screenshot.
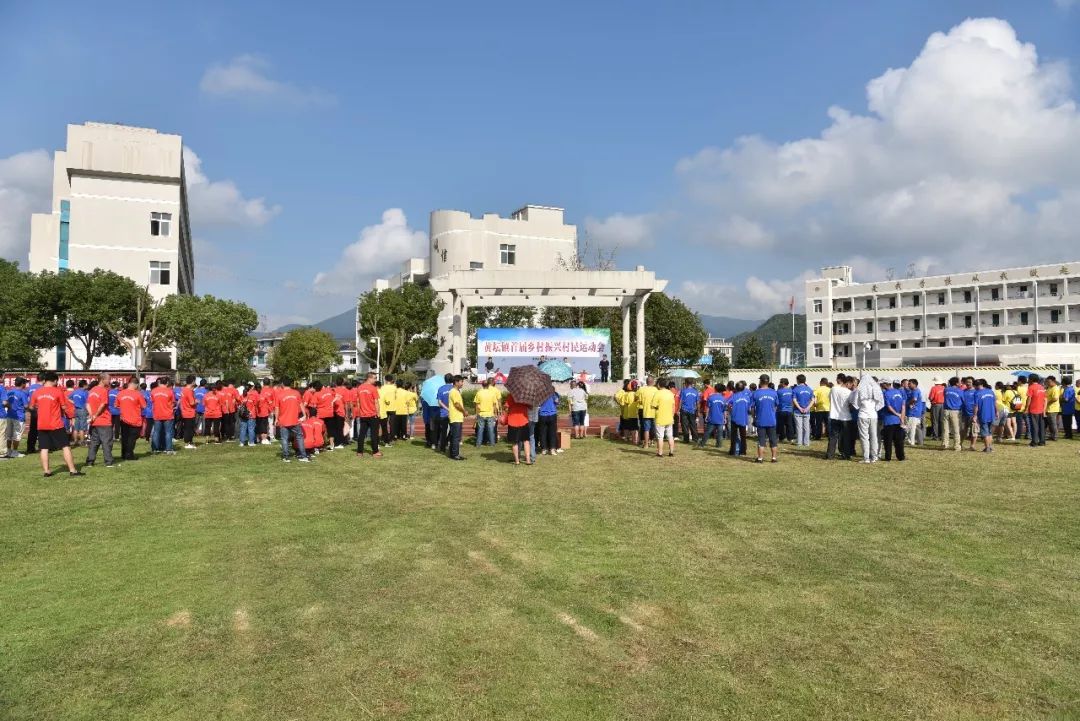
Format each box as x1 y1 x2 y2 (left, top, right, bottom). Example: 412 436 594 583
312 208 427 296
1055 0 1077 9
200 55 336 107
583 212 658 249
676 270 815 319
0 149 52 264
676 18 1080 276
183 147 281 227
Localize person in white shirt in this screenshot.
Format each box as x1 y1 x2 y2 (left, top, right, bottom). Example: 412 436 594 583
853 374 885 463
827 373 853 460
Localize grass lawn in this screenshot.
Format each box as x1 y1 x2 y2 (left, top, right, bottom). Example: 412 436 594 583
1 432 1078 720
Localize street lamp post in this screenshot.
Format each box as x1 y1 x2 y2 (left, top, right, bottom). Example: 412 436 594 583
973 341 979 368
371 336 382 381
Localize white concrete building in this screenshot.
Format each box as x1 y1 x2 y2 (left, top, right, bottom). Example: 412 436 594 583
373 205 667 380
805 262 1080 373
29 122 194 369
702 336 734 364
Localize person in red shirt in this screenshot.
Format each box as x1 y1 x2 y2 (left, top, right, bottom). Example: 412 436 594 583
237 383 259 447
203 383 224 442
179 375 198 449
86 373 117 467
331 379 349 448
276 377 310 462
28 371 82 476
310 381 337 450
220 382 239 442
116 379 147 461
353 372 381 457
257 383 275 445
300 416 326 454
1026 373 1048 447
302 385 317 420
150 378 176 453
503 393 531 465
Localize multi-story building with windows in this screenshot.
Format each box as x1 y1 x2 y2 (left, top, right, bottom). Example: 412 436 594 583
804 263 1080 371
29 122 194 369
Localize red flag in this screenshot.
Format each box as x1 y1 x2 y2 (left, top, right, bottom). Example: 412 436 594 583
788 296 795 312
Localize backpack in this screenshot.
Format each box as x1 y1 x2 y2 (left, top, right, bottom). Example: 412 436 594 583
237 402 251 421
1010 394 1023 411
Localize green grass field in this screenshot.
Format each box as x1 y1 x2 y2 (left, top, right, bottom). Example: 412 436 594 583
1 433 1078 720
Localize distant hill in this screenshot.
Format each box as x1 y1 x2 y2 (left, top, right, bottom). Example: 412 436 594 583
732 313 806 363
273 308 354 339
698 314 762 339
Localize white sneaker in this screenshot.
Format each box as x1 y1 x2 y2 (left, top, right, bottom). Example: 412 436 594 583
184 444 197 450
261 439 271 445
298 457 311 463
9 451 23 458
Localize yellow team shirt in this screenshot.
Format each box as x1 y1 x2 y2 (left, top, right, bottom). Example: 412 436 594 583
378 384 397 419
474 387 498 417
813 386 831 413
637 385 659 419
1003 389 1016 411
994 389 1005 412
392 389 412 415
1017 384 1029 413
616 390 637 420
1046 385 1062 413
651 388 676 426
404 391 418 415
448 388 465 423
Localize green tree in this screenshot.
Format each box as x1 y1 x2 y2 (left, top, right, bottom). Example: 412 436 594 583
269 327 339 381
358 284 444 375
159 294 258 374
105 287 169 376
636 293 706 373
707 351 732 379
734 335 769 368
0 260 51 368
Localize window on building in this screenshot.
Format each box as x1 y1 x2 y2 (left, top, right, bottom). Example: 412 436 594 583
1021 337 1030 344
964 340 972 346
1050 309 1060 323
992 313 1000 327
1018 284 1028 297
963 290 972 303
913 295 920 307
888 297 896 309
992 339 1000 345
914 318 921 331
914 342 921 348
1020 311 1029 325
1050 282 1059 296
149 260 171 285
499 244 516 265
469 261 484 270
938 292 945 304
939 341 947 348
889 343 897 349
888 320 896 332
813 321 822 335
813 300 822 313
865 299 873 310
813 343 823 359
991 288 1000 301
964 315 972 328
938 317 946 329
150 212 171 237
866 322 873 333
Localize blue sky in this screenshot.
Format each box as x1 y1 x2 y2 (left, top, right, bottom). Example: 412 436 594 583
2 0 1079 327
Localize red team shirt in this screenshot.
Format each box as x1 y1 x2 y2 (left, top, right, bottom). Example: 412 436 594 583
354 383 378 418
30 386 74 431
87 385 113 427
150 386 175 421
203 391 222 419
314 388 334 419
277 388 303 427
116 388 147 426
180 386 197 419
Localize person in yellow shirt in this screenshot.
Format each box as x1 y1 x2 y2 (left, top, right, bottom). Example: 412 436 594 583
1002 385 1018 440
446 375 466 460
473 379 499 447
615 381 639 444
812 378 831 441
992 381 1007 441
1046 376 1062 441
636 377 659 448
390 379 415 441
1016 378 1030 440
378 376 396 446
651 381 677 457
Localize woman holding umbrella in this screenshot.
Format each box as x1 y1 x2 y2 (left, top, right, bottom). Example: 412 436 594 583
503 393 532 465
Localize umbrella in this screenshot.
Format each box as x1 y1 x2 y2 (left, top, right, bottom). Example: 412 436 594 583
420 374 444 406
538 359 573 382
668 368 701 379
504 365 556 407
1010 370 1031 378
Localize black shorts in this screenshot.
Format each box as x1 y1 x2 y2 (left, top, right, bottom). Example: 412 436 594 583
621 417 639 430
506 425 530 443
255 417 269 434
38 428 70 451
757 425 778 448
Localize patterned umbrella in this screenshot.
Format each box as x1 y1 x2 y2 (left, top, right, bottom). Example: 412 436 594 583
504 365 556 407
668 368 701 379
420 374 445 406
538 359 574 382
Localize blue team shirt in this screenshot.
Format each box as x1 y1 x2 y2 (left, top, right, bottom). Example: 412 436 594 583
679 387 700 413
69 388 89 410
730 391 751 426
1062 385 1075 412
108 387 120 415
882 388 905 426
752 388 779 428
961 387 976 416
8 388 26 419
705 393 727 424
194 386 208 413
173 386 183 417
436 384 452 418
943 386 963 411
776 386 794 413
907 387 925 417
792 383 813 414
974 388 997 423
538 393 559 416
142 390 154 418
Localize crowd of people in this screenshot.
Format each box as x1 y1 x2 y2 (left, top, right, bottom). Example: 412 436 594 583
612 372 1078 463
1 368 1076 475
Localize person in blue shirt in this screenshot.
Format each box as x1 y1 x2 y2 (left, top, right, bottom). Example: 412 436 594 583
679 380 700 444
140 382 154 445
69 379 89 446
904 379 925 446
959 377 977 451
775 378 794 444
728 382 750 457
435 373 453 453
752 374 780 463
697 384 727 449
881 379 907 461
941 377 963 451
4 378 29 457
1061 377 1075 440
194 380 208 437
537 391 560 455
108 381 122 437
973 378 997 452
791 374 814 447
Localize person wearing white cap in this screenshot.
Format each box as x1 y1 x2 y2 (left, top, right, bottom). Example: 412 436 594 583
928 376 945 441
